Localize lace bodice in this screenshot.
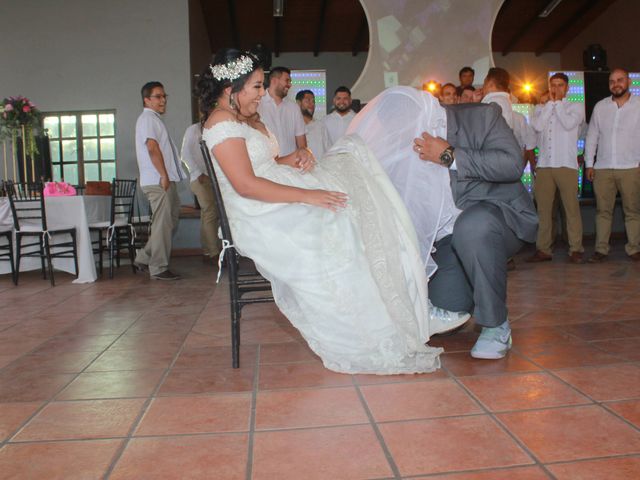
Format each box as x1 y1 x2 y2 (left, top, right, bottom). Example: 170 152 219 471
202 120 279 176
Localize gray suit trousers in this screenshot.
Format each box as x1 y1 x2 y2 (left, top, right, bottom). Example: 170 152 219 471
429 202 523 328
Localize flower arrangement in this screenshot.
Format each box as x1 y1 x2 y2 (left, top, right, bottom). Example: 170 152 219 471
0 96 42 140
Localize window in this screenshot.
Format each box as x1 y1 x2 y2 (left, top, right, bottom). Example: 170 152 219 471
43 111 116 185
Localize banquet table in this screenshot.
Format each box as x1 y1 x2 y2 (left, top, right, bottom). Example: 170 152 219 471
0 195 111 283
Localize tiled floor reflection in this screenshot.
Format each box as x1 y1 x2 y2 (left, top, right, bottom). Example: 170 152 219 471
1 243 640 479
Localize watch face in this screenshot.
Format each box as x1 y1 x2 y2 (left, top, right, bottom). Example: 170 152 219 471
440 149 454 167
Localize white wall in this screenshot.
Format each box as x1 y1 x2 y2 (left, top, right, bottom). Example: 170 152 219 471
0 0 193 203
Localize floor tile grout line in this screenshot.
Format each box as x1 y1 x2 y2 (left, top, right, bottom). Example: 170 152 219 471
352 379 402 480
446 369 553 477
400 464 555 479
245 344 261 480
101 296 203 480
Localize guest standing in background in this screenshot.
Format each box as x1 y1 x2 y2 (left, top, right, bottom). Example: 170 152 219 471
324 86 356 147
296 89 330 159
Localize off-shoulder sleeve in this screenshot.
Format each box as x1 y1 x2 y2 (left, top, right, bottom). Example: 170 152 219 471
202 120 248 149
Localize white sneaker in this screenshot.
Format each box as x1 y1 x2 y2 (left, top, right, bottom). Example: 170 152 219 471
429 300 471 335
470 320 512 359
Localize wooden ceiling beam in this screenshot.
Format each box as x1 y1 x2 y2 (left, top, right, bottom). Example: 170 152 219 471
227 0 240 48
535 0 598 55
351 14 367 56
501 0 544 56
313 0 329 57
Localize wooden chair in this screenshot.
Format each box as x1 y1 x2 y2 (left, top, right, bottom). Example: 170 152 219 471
89 179 137 278
5 181 78 286
199 140 274 368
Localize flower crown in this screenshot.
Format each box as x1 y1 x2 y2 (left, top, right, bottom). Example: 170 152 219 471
209 55 254 81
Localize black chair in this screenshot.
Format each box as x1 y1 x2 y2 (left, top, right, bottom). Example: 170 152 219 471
199 140 274 368
0 227 15 285
5 181 78 286
89 179 137 278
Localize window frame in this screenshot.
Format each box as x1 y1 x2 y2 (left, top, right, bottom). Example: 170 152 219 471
43 109 117 185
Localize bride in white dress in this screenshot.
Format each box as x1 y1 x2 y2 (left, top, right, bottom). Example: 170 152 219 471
198 49 442 374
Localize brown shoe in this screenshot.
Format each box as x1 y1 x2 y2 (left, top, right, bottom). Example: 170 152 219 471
587 252 607 263
629 252 640 262
526 250 552 263
569 251 584 264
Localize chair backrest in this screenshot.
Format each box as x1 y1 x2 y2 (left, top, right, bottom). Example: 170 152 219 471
110 179 137 224
199 140 234 244
4 181 47 231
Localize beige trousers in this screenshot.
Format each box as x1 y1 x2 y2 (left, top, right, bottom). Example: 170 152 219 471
534 167 583 255
593 167 640 256
136 183 180 275
190 175 221 257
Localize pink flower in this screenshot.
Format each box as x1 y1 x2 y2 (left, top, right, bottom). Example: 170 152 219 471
22 105 31 113
5 103 13 112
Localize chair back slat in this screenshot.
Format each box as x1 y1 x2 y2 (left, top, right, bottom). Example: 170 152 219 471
4 181 47 230
110 179 137 224
199 140 233 244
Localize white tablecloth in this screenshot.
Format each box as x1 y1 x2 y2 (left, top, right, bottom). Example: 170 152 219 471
0 195 111 283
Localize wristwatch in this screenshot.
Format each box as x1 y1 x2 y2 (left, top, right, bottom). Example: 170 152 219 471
439 146 455 168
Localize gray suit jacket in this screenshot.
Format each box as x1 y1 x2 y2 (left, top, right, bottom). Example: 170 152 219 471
444 103 538 243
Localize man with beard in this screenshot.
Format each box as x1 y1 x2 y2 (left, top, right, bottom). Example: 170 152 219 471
324 86 356 147
296 89 330 159
258 66 307 156
585 68 640 262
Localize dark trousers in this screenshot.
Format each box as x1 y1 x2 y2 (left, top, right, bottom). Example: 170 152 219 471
428 202 523 327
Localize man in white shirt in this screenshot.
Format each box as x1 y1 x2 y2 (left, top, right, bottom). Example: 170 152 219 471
180 122 220 260
134 81 185 280
527 73 586 263
324 86 356 146
295 89 330 159
480 67 514 129
257 66 307 156
585 68 640 262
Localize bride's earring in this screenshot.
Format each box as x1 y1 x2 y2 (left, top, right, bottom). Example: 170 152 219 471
229 93 237 111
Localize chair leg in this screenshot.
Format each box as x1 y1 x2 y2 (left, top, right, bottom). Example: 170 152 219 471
44 236 55 287
108 234 115 279
71 230 79 278
97 230 104 276
128 230 136 275
15 234 22 285
9 235 16 286
231 301 241 369
39 237 47 280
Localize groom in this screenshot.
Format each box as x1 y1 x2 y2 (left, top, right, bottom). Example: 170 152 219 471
414 102 537 359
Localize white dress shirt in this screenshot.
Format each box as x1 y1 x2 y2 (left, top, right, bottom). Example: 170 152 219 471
585 95 640 169
135 108 185 186
482 92 514 130
324 110 356 146
531 99 585 169
180 123 207 182
305 119 330 160
257 91 306 157
513 111 537 150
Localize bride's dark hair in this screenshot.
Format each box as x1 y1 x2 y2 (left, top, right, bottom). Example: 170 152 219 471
196 48 260 121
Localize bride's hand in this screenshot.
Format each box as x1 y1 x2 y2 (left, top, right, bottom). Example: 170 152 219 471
305 189 348 212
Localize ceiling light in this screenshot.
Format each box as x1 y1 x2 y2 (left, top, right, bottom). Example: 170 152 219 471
273 0 284 17
539 0 563 18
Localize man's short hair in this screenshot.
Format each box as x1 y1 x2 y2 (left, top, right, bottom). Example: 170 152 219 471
141 81 164 104
295 89 314 102
334 86 351 96
610 67 629 78
269 66 291 78
461 85 476 92
459 66 475 77
485 67 510 91
442 83 457 91
549 72 569 84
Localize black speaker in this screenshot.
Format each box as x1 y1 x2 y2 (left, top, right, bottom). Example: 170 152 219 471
250 43 272 72
583 44 608 72
584 71 610 123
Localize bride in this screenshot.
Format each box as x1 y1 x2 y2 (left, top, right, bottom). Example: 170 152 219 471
198 49 443 374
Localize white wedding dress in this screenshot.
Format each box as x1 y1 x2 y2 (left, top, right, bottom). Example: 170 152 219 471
203 121 442 374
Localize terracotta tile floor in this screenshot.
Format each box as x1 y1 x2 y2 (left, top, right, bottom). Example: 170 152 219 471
1 241 640 479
